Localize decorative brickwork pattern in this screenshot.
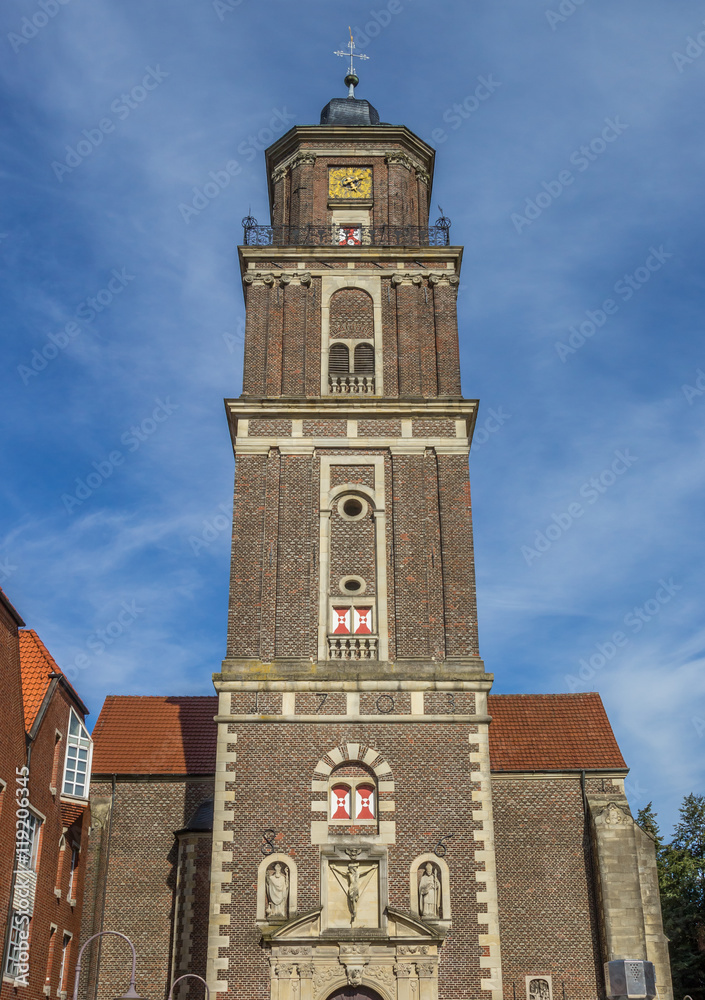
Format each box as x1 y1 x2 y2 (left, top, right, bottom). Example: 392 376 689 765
358 420 402 438
302 420 347 438
329 288 374 339
249 419 292 437
329 465 376 489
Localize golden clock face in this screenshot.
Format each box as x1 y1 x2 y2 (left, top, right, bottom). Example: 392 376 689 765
329 167 372 200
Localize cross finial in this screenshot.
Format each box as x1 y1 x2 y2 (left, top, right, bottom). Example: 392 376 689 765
334 27 370 96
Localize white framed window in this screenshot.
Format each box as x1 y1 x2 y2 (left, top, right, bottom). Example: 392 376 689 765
61 710 92 799
4 911 30 980
328 767 377 824
58 933 71 995
66 846 79 902
16 810 42 872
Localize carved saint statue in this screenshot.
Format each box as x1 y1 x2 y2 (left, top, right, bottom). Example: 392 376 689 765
418 862 441 918
265 862 289 919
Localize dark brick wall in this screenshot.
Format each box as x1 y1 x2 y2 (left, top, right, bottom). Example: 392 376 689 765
219 721 486 1000
78 779 213 1000
227 449 478 662
329 288 374 339
270 145 431 231
492 777 604 1000
0 670 90 1000
0 603 26 994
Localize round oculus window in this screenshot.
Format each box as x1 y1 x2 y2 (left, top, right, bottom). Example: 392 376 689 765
339 576 367 595
337 495 369 520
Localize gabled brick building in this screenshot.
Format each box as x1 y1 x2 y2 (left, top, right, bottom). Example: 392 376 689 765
80 74 672 1000
1 590 92 1000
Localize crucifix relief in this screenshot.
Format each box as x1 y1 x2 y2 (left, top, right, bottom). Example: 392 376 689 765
327 858 379 927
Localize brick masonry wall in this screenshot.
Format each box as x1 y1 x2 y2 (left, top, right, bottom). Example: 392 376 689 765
491 778 603 1000
0 681 90 1000
357 419 402 438
0 604 26 996
329 288 374 339
218 720 486 1000
270 145 431 232
227 455 267 659
328 501 377 599
301 420 347 438
78 778 213 1000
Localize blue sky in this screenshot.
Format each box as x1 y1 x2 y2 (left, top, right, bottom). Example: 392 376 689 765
1 0 704 835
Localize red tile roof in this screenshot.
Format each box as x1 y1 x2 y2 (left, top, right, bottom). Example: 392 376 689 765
487 693 626 770
90 691 627 775
91 696 219 774
19 630 88 732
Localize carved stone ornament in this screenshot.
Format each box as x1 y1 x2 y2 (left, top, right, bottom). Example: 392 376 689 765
366 967 394 987
340 945 366 956
346 968 364 987
528 979 551 1000
280 947 311 957
244 271 312 288
395 964 413 979
599 802 632 826
416 963 436 979
313 967 340 989
298 965 315 980
398 946 430 956
273 151 316 183
275 965 295 979
416 170 431 187
385 151 426 176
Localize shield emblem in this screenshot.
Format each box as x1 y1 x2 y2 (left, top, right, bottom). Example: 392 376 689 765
338 226 362 246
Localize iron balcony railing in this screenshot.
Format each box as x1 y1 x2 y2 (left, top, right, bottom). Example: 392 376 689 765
242 219 451 248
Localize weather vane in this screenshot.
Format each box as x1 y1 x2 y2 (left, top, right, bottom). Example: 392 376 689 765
334 27 370 96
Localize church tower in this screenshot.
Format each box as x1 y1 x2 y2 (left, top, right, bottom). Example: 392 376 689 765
206 68 502 1000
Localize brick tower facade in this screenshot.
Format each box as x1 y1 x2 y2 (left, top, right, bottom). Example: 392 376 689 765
76 78 673 1000
207 87 501 1000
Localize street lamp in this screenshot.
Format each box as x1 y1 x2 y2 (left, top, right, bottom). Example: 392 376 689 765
167 975 210 1000
72 931 147 1000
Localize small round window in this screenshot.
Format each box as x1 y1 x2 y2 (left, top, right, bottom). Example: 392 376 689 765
339 576 367 595
337 495 369 521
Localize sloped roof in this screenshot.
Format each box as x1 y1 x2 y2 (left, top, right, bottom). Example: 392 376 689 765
90 691 627 776
91 696 219 774
0 585 25 625
487 692 627 770
19 630 88 731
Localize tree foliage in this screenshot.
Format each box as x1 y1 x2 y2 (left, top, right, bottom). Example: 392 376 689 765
637 795 705 1000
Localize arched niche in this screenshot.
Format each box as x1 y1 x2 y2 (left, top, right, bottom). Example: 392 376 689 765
256 853 297 922
409 853 451 921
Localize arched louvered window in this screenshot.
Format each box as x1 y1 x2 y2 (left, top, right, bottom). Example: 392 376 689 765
329 343 350 375
353 343 374 375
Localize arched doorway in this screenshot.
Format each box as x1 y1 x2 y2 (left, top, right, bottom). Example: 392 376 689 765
326 987 384 1000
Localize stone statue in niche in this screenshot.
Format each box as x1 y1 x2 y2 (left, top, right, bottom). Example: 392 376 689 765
265 862 289 919
418 862 441 918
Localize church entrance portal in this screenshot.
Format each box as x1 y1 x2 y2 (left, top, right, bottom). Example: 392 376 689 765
326 988 384 1000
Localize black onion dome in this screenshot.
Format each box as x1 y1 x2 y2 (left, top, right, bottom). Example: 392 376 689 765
320 97 380 126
